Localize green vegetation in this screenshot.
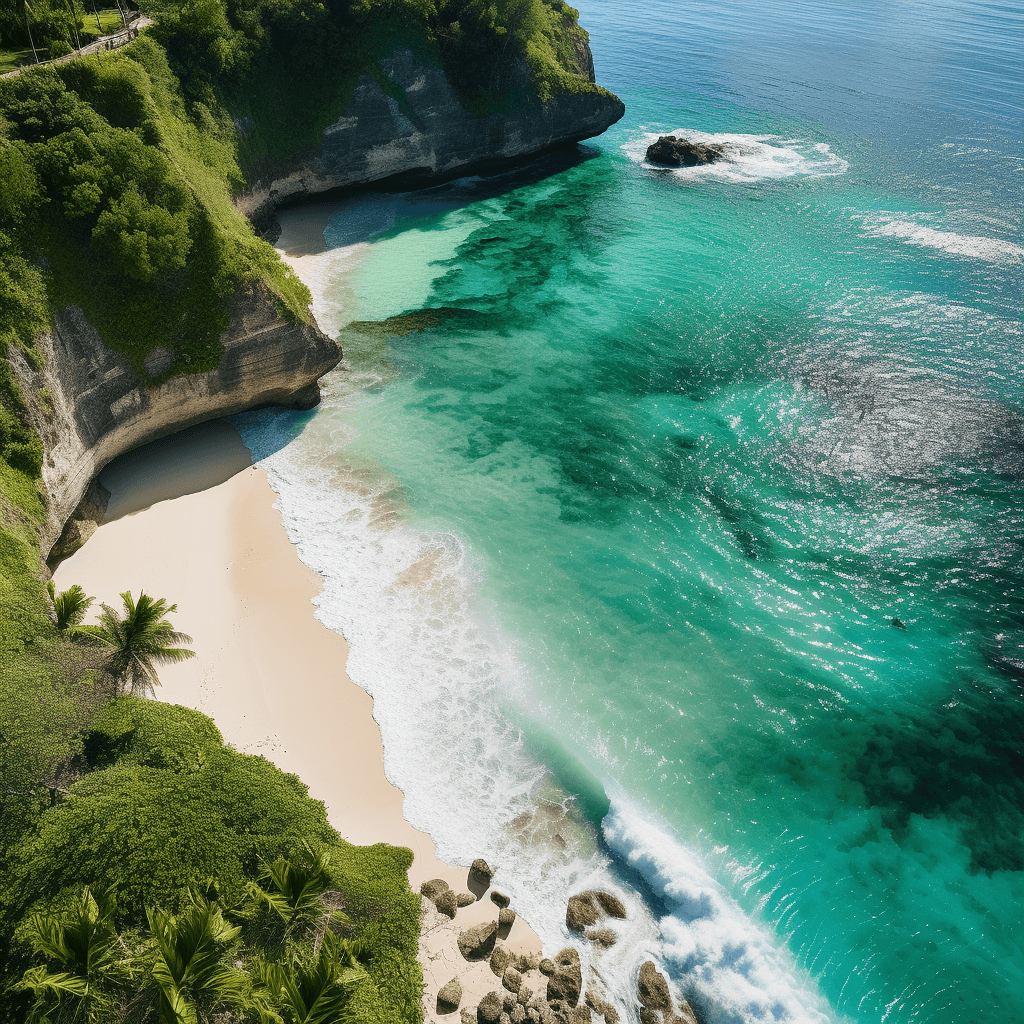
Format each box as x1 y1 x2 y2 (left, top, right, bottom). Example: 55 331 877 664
2 693 423 1022
88 591 196 697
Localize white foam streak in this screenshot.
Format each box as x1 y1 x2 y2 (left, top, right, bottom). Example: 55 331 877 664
622 130 848 183
858 214 1024 264
603 803 839 1024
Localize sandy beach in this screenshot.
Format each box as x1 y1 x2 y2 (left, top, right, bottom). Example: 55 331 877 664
53 420 542 1021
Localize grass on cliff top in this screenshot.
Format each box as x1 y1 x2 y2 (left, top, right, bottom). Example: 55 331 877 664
0 36 313 380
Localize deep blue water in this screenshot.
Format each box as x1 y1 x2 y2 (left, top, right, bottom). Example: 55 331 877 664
240 2 1024 1021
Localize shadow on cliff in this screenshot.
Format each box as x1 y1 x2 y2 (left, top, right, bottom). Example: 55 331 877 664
315 144 605 249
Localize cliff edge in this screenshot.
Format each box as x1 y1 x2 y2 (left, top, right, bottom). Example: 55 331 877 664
10 286 339 558
238 45 625 221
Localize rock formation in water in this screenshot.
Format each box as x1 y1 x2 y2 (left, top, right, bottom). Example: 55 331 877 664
12 285 338 559
646 135 725 167
237 46 625 230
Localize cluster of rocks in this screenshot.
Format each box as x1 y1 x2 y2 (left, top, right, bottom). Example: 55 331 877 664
645 135 726 167
430 868 697 1024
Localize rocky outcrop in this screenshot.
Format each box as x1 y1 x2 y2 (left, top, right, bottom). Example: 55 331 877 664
566 891 626 932
236 47 624 226
645 136 725 167
11 284 340 559
544 948 582 1007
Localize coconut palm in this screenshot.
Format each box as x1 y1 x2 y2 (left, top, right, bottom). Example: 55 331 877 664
91 591 195 697
256 933 366 1024
12 888 132 1023
247 844 347 934
47 581 94 633
147 887 248 1024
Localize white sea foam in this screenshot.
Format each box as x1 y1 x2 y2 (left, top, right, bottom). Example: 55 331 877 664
232 397 841 1023
603 802 840 1024
858 214 1024 264
622 131 848 183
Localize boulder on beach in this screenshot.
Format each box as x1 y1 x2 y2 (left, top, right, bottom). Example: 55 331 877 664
491 945 512 976
459 921 499 961
478 990 503 1024
499 907 517 930
646 135 725 168
545 948 582 1007
421 878 451 901
503 966 523 992
457 892 477 907
491 890 511 908
438 978 464 1012
471 858 494 887
435 889 461 918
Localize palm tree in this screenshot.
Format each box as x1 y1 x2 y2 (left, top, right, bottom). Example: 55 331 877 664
146 887 248 1024
256 933 366 1024
91 591 195 697
47 581 94 633
246 844 348 935
12 888 132 1023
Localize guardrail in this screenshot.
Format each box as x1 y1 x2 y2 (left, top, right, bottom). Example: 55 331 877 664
1 13 149 80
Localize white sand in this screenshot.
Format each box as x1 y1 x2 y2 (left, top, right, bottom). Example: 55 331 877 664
53 421 542 1020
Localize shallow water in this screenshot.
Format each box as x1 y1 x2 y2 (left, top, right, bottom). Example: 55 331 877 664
238 1 1024 1020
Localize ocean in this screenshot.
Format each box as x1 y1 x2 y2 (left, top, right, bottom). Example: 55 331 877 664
236 1 1024 1021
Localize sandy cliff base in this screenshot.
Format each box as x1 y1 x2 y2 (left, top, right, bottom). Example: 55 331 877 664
53 421 541 1022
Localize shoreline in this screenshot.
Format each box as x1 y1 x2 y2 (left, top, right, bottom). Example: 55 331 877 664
53 421 543 1022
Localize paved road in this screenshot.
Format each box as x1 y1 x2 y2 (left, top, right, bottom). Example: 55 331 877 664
1 15 154 79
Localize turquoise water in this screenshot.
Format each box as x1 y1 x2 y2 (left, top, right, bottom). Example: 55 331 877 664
240 2 1024 1021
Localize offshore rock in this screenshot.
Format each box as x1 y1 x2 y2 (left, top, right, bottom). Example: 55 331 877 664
637 962 671 1011
237 46 625 217
13 286 340 560
646 135 725 167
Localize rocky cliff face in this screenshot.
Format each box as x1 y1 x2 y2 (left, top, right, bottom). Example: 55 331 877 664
238 47 625 221
11 285 339 558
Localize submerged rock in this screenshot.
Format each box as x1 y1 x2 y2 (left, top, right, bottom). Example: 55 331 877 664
585 991 620 1024
585 927 617 949
646 135 725 167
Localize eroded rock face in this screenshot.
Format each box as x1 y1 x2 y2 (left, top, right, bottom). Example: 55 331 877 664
15 286 340 559
645 135 725 167
236 47 625 221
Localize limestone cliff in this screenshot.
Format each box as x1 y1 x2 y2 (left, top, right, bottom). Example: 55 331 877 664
238 46 625 223
11 285 339 558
